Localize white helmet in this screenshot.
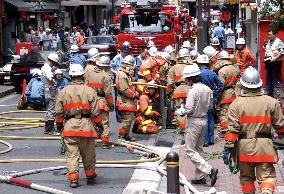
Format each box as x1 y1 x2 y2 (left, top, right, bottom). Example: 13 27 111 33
70 45 79 53
240 67 262 89
122 55 135 66
96 56 111 67
203 46 217 59
122 41 132 48
47 53 59 63
211 38 220 46
218 50 230 60
158 52 171 62
88 48 99 59
178 48 190 58
55 69 63 74
197 54 210 64
32 69 41 76
147 40 155 48
164 45 175 54
148 46 158 57
147 80 158 88
189 50 199 61
69 64 84 76
236 38 246 45
182 65 201 79
182 41 191 48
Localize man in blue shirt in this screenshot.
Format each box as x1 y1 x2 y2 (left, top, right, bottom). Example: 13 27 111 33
213 22 225 47
25 69 45 110
69 45 86 68
197 54 223 146
134 48 149 80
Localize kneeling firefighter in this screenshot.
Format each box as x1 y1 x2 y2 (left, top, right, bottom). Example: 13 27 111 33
55 63 100 188
134 80 161 134
224 67 284 194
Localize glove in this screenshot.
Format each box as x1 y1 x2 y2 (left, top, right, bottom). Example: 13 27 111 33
151 111 161 117
175 104 186 116
223 147 233 165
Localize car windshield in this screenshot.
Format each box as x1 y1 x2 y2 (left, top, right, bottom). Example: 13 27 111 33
90 36 114 44
121 13 172 33
24 51 51 63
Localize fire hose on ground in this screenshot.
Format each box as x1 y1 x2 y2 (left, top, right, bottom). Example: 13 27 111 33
0 110 227 194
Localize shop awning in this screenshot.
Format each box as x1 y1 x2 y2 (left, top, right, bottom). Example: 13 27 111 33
62 0 111 6
5 0 31 11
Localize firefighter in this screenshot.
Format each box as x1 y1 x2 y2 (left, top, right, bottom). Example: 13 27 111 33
138 53 166 82
134 80 161 134
69 45 86 68
115 55 138 141
55 69 69 94
197 55 223 146
172 78 189 133
211 37 222 51
175 65 218 186
41 53 59 135
167 48 191 87
203 45 219 68
85 56 114 148
134 48 149 81
236 38 256 77
164 45 176 66
157 52 171 84
224 67 284 194
182 40 193 51
85 48 99 77
148 46 158 58
188 50 199 65
55 63 99 188
215 50 239 136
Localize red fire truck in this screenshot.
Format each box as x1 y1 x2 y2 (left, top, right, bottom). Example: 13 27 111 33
117 0 192 54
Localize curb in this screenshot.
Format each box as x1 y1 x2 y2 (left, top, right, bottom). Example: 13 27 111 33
0 87 15 98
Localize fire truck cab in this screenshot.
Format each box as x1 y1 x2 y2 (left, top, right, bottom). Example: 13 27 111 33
117 0 187 54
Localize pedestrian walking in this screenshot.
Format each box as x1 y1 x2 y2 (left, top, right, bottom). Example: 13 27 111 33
175 65 218 186
55 63 99 188
224 67 284 194
41 53 59 135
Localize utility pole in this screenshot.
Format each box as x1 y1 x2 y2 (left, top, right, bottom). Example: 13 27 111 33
196 0 210 53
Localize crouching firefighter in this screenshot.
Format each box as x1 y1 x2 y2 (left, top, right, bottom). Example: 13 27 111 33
224 67 284 194
55 63 100 188
85 56 114 149
115 55 138 141
134 80 161 134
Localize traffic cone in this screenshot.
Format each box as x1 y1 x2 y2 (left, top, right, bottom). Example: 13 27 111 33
22 79 27 96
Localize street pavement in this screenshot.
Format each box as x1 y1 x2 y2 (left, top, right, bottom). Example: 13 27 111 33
0 94 173 194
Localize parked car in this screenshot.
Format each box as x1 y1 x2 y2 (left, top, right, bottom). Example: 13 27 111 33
80 36 117 59
10 51 68 93
0 53 20 85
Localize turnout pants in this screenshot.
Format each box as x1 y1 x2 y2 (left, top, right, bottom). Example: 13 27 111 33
100 111 110 142
185 118 212 179
64 137 96 181
119 111 134 137
240 162 276 194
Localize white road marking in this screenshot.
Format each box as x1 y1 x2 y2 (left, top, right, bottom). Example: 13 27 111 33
0 104 17 107
122 146 170 194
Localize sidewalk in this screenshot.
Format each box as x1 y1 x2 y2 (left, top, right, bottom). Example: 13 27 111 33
0 85 15 98
179 140 284 194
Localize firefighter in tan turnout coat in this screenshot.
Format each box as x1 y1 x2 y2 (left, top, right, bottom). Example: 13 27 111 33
85 56 114 149
115 55 138 141
55 63 100 188
215 50 239 134
224 67 284 194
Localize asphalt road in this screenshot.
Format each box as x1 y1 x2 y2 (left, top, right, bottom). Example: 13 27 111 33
0 94 171 194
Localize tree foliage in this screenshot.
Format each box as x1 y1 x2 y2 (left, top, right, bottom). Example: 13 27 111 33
259 0 284 32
